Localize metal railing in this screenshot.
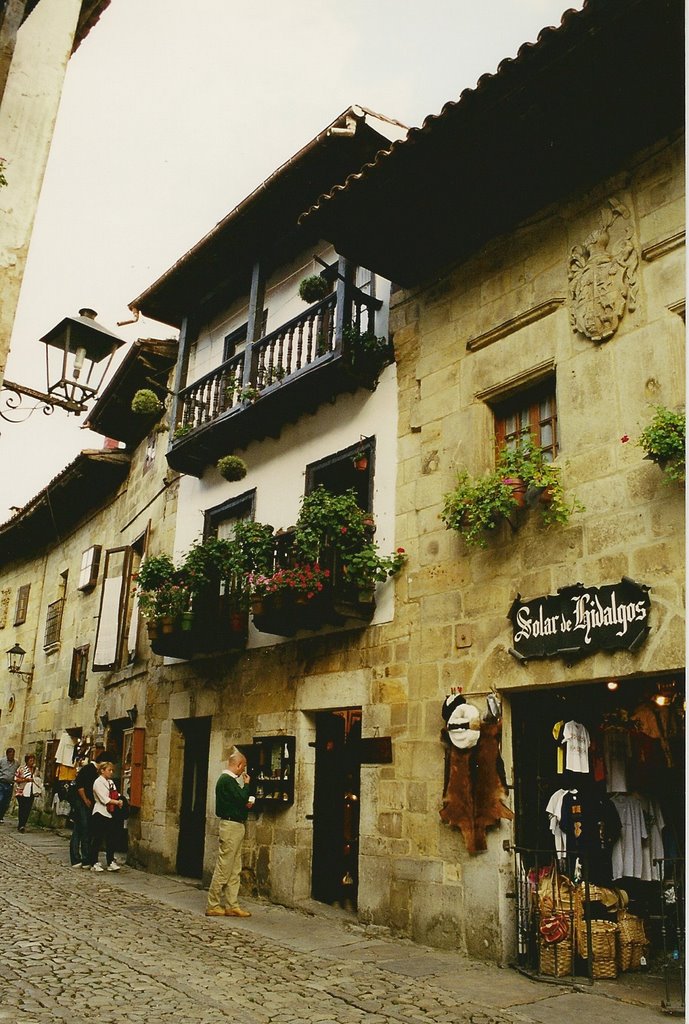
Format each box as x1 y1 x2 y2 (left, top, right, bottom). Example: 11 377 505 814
175 289 378 436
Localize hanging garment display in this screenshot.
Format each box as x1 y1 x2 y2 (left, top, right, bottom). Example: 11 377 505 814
610 793 649 881
439 719 513 853
562 720 590 773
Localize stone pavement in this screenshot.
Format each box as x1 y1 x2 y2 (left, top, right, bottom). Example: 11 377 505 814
0 825 679 1024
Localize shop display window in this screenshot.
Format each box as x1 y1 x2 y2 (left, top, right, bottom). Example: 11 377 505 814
245 735 295 808
510 674 684 989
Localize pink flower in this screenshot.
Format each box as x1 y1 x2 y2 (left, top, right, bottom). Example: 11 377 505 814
397 547 405 554
620 435 630 443
340 526 348 534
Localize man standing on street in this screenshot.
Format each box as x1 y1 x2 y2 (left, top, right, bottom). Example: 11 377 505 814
0 747 18 823
205 748 254 918
70 742 105 868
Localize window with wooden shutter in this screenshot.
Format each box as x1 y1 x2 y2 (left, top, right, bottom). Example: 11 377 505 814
14 584 30 626
69 645 89 699
78 546 102 591
92 548 133 671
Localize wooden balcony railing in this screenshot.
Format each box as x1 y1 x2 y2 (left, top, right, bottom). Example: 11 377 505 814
174 289 379 438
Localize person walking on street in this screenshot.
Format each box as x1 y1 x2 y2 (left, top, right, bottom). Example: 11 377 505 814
205 748 254 918
14 753 37 832
90 761 123 872
70 743 105 868
0 747 18 823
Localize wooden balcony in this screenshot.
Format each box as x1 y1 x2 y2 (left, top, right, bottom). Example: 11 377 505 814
167 289 386 476
250 536 375 638
147 592 249 660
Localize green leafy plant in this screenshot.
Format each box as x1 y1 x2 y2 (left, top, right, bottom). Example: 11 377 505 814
182 522 275 609
131 389 164 415
263 364 287 386
441 439 583 547
292 486 405 591
240 385 261 404
637 406 685 483
216 455 248 482
298 275 330 304
496 438 583 527
342 325 394 386
441 471 517 548
173 423 192 440
134 554 191 619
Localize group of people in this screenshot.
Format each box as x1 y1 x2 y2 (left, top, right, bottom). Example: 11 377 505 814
0 747 43 832
3 742 255 914
0 742 124 872
70 741 125 871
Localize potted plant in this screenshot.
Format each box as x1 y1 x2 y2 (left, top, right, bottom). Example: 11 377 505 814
216 455 248 482
298 275 330 304
342 325 394 388
131 389 164 416
637 406 685 483
239 385 261 404
173 423 192 441
352 448 369 472
497 439 583 527
134 553 191 632
441 439 584 547
441 470 518 548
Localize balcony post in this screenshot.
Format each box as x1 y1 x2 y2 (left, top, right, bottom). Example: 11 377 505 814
243 259 266 388
168 315 196 436
334 256 354 352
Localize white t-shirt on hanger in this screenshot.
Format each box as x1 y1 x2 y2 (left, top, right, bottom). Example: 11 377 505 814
563 720 590 773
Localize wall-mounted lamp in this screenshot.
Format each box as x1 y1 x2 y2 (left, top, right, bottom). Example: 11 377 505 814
6 643 33 683
606 679 619 691
653 681 677 707
99 712 109 729
1 308 124 422
126 705 138 726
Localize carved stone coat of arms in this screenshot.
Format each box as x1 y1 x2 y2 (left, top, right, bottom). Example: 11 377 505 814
568 198 639 342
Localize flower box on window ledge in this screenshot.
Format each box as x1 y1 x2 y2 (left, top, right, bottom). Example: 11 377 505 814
250 555 375 637
146 601 249 658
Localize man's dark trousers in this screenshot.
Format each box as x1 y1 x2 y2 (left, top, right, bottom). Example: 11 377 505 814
70 799 92 866
0 781 13 822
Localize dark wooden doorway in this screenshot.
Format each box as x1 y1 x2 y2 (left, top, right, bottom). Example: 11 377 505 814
176 717 211 878
312 708 362 908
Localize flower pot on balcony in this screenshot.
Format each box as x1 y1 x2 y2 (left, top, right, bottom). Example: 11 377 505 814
160 615 176 635
358 587 376 604
180 611 194 632
147 619 161 641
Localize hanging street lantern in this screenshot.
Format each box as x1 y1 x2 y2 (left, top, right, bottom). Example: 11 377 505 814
1 308 124 422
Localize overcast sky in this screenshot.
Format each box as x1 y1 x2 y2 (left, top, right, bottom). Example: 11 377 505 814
0 0 580 517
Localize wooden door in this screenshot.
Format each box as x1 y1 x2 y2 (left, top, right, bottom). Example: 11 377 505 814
176 717 211 878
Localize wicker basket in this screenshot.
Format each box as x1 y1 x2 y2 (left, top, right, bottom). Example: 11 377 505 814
617 911 649 972
539 935 574 977
576 919 619 979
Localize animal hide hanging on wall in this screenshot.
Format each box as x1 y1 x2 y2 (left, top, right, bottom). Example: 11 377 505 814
439 719 514 854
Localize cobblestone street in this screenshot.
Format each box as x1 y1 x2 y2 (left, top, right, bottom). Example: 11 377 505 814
0 826 672 1024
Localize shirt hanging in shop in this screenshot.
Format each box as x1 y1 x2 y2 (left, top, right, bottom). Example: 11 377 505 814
610 793 648 881
562 720 590 773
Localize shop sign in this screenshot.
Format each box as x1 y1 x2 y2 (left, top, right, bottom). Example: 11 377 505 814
507 577 650 662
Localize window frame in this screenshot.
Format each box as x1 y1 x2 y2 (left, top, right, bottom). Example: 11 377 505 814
305 437 376 513
77 545 102 592
203 489 256 540
69 644 89 699
14 584 30 626
492 378 558 462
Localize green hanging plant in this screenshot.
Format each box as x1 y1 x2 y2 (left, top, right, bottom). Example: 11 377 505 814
131 389 164 415
298 275 330 304
216 455 248 482
636 406 685 483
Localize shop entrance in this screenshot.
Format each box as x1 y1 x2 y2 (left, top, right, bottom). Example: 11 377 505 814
510 673 684 1006
176 717 211 878
312 708 362 909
